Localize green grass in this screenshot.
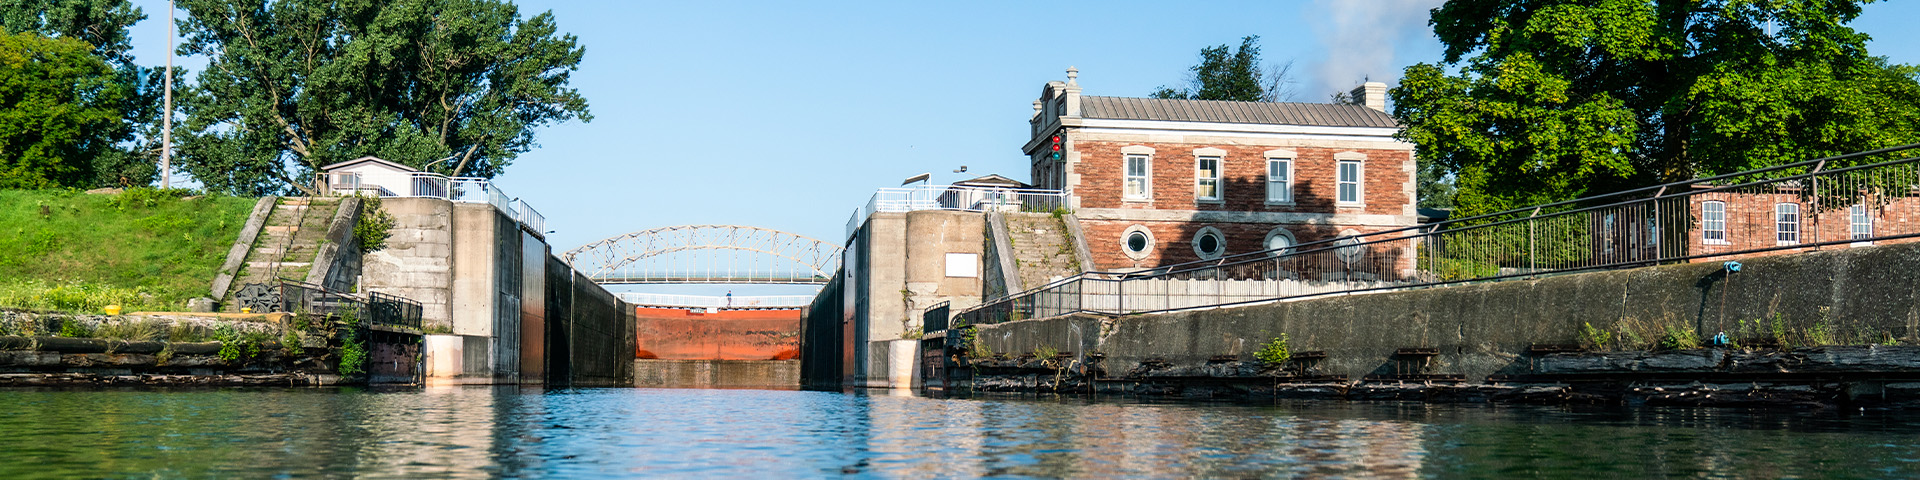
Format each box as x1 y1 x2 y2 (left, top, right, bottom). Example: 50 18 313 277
0 188 256 312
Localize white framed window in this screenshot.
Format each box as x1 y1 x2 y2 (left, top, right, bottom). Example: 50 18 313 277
1266 157 1292 204
1335 152 1365 206
1192 226 1226 260
1702 201 1728 245
1195 156 1222 202
1124 154 1151 201
1851 204 1874 243
1776 203 1800 245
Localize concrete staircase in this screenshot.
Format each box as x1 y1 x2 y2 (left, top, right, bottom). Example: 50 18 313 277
1002 212 1083 290
220 197 345 309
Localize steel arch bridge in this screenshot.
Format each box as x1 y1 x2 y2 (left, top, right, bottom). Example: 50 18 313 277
562 225 842 285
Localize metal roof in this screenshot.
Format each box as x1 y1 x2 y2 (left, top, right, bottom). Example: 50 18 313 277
1079 96 1398 128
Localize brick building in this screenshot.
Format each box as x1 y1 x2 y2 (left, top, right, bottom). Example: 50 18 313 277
1688 189 1920 261
1023 68 1417 270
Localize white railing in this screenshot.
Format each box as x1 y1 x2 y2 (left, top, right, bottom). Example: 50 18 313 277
321 171 547 237
514 199 545 234
614 293 814 308
845 185 1070 239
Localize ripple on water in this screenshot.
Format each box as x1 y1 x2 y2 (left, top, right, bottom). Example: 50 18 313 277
1 387 1919 478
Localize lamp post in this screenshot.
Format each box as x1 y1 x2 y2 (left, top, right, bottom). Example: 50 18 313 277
160 0 174 188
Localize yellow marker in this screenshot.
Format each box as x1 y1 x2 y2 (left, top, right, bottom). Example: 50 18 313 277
241 307 252 314
104 305 121 315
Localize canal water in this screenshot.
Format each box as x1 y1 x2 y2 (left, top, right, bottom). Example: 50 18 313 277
1 387 1917 478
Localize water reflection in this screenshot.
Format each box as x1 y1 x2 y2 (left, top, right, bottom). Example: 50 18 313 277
0 387 1917 478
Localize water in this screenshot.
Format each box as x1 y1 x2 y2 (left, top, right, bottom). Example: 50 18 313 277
2 387 1918 479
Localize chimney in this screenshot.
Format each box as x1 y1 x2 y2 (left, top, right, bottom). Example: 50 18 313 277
1350 82 1387 112
1063 66 1082 118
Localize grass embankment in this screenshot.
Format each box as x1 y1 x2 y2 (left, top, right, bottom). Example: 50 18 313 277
0 188 255 312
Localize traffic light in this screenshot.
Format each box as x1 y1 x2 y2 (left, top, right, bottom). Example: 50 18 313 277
1049 134 1063 160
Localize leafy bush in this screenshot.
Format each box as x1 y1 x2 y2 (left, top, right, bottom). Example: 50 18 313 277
1254 333 1292 365
338 329 366 376
214 325 268 362
353 195 395 253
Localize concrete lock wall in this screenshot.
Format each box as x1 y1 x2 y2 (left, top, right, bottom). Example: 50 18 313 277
829 210 988 388
379 196 634 386
800 271 845 389
565 269 630 387
973 241 1920 383
363 198 455 329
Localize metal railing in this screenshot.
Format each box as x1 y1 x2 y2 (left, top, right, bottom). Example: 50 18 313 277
276 281 424 331
321 171 546 237
956 144 1920 326
614 293 815 308
847 185 1070 239
922 301 951 333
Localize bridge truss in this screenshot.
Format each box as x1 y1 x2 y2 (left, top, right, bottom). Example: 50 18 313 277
562 225 842 285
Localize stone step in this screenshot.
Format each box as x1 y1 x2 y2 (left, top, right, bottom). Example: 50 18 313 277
245 261 312 269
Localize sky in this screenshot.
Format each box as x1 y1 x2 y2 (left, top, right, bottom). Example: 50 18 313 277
120 0 1920 296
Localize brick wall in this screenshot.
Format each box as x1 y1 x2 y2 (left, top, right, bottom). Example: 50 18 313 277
1069 140 1411 216
1079 219 1411 271
1688 192 1920 261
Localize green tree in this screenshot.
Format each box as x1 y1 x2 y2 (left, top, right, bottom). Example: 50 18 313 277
3 0 165 188
0 31 133 188
1392 0 1920 216
174 0 592 196
1152 35 1296 102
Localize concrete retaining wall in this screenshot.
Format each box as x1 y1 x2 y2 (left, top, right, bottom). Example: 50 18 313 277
633 359 799 388
363 198 455 328
974 241 1920 382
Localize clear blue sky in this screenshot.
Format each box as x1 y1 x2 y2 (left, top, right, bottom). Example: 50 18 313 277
122 1 1920 295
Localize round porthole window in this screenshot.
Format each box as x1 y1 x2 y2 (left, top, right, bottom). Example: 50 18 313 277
1335 229 1366 266
1263 227 1296 256
1191 226 1226 260
1120 225 1155 261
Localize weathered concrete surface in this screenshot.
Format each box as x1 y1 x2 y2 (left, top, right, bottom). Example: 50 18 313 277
362 197 455 328
633 359 798 388
837 210 986 387
973 240 1920 385
304 196 363 292
209 196 279 300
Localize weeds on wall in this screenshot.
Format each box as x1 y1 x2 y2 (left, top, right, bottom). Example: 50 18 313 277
353 194 396 253
1659 325 1701 350
1578 322 1613 350
214 325 270 362
961 326 992 359
338 329 366 376
57 317 91 338
1254 333 1292 365
1034 344 1059 362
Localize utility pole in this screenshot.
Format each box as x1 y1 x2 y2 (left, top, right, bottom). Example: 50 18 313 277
160 0 174 188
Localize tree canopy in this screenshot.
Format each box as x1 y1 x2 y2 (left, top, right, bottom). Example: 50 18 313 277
1152 35 1297 102
1 0 162 188
175 0 592 196
0 31 133 188
1392 0 1920 215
